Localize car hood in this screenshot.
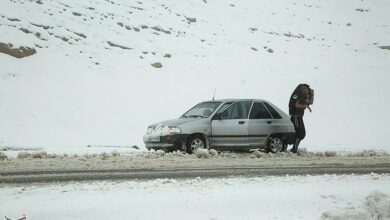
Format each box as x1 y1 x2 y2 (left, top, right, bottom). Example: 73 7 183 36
149 118 200 127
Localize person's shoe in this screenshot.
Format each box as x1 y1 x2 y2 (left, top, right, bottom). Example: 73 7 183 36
290 149 297 154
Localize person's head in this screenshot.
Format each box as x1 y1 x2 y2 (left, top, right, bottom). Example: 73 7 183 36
300 84 311 98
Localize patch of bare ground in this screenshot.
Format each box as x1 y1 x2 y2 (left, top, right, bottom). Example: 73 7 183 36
379 46 390 50
72 12 83 16
20 28 48 41
0 42 36 58
107 41 132 49
7 17 20 22
185 17 197 23
31 23 52 30
129 6 144 11
151 62 162 68
263 46 274 53
249 27 258 33
151 26 171 34
55 35 70 43
66 29 87 38
356 8 369 12
283 32 305 39
20 28 33 34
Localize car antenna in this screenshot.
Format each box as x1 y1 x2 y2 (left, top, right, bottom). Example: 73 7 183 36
212 88 217 100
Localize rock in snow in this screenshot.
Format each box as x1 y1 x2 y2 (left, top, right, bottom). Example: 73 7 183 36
151 62 163 68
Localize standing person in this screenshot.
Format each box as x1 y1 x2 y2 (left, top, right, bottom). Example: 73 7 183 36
288 84 314 153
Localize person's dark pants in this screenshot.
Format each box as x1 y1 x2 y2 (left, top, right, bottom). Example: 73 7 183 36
290 115 306 153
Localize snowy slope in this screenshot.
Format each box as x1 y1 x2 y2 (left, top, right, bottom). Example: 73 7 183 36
0 0 389 150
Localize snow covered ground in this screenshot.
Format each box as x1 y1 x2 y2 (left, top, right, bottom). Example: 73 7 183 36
1 148 390 174
1 174 390 220
1 1 390 219
0 0 390 151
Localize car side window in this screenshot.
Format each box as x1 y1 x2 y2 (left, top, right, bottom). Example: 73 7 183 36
249 102 272 119
216 102 233 114
221 101 252 120
263 102 282 119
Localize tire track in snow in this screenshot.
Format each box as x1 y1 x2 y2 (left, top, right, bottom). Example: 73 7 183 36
2 163 390 184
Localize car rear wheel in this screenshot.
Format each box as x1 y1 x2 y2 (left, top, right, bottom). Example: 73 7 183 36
267 136 284 153
186 135 206 154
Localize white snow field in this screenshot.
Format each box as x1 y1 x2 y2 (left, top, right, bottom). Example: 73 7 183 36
2 1 390 219
1 174 390 220
0 0 389 151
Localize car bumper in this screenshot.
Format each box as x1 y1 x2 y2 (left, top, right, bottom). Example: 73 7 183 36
143 134 189 151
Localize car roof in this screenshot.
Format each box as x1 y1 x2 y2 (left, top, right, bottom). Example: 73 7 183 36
203 99 268 103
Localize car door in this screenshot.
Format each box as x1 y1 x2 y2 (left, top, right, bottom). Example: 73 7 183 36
247 102 273 147
211 101 253 148
262 101 286 133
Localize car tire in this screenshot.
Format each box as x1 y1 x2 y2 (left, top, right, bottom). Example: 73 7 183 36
267 136 284 153
186 135 206 154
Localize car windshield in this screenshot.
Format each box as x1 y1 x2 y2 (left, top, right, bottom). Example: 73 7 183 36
181 102 222 118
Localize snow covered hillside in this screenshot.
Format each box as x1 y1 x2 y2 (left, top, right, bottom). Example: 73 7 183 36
0 0 389 150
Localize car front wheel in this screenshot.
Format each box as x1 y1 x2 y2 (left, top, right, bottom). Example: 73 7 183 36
186 135 206 154
267 136 284 153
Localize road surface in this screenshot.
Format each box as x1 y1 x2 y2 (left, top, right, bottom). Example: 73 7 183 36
1 152 390 183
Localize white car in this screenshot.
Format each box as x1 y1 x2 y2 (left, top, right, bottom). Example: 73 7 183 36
143 99 295 153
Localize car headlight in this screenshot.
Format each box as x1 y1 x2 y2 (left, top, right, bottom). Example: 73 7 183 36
146 127 154 134
167 126 181 134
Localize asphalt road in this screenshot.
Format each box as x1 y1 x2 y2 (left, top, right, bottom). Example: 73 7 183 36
1 163 390 184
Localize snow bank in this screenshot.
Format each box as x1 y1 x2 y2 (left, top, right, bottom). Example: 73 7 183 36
340 150 390 158
16 151 48 159
321 191 390 220
194 148 209 158
193 148 224 158
365 191 390 219
4 149 390 161
209 149 218 157
111 150 120 157
0 152 8 160
1 148 389 175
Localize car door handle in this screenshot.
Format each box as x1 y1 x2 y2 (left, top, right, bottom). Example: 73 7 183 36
238 121 245 124
267 121 272 124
